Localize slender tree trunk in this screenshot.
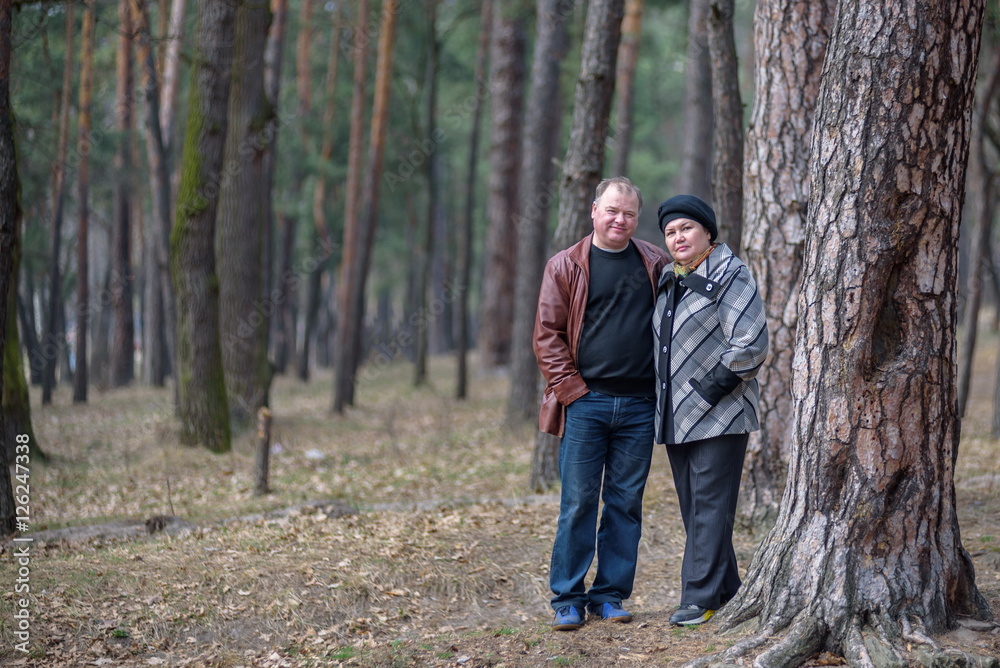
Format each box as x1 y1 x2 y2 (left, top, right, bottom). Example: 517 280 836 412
333 0 371 412
273 0 313 375
42 2 74 403
611 0 640 177
709 3 991 666
0 0 19 537
958 48 1000 416
456 0 492 401
160 0 185 156
477 0 526 372
217 0 274 429
677 0 712 200
414 0 441 387
300 5 341 383
530 0 625 492
73 1 96 404
707 0 743 251
262 0 288 364
110 0 136 387
739 0 835 532
17 291 43 386
132 0 172 387
170 0 236 452
507 0 572 424
334 0 399 410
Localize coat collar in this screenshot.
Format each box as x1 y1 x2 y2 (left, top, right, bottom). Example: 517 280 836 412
659 242 736 289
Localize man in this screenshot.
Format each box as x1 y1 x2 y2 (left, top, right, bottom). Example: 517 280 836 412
533 176 670 631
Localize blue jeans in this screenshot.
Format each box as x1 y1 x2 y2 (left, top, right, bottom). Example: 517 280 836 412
550 391 655 612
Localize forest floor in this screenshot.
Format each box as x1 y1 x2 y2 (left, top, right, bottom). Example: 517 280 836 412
1 348 1000 667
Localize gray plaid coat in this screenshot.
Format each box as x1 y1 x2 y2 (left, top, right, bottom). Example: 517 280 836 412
653 243 769 445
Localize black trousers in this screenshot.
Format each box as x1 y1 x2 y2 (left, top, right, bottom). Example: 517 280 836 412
666 432 748 610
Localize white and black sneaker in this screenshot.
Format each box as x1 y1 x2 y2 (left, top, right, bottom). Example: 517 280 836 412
669 604 714 626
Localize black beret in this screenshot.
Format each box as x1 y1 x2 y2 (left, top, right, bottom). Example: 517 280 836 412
657 194 718 242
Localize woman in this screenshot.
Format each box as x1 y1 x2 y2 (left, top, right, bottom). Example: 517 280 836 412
652 194 769 626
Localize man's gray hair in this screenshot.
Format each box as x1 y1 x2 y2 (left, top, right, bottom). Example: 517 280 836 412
594 176 643 212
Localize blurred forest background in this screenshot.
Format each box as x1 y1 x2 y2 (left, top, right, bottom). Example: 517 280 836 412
3 0 756 458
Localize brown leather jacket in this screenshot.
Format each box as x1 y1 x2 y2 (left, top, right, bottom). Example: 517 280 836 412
533 233 670 436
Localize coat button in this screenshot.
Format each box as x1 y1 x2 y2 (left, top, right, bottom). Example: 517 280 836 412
666 310 672 318
661 382 666 389
661 346 667 354
706 283 713 291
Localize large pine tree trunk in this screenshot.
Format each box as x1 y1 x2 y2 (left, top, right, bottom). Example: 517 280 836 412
0 0 19 537
709 2 992 665
530 0 624 492
73 1 96 404
739 0 835 531
506 0 572 424
677 0 712 200
477 1 526 372
170 0 236 452
707 0 743 250
217 0 273 429
42 2 74 403
110 0 136 387
611 0 640 177
456 0 492 401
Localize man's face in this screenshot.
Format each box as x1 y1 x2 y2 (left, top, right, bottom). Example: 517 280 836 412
591 186 640 251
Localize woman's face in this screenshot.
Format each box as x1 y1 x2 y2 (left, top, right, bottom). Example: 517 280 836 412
663 218 712 264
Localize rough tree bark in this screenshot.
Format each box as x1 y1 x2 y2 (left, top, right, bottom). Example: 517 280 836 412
170 0 236 452
334 0 398 412
677 0 712 200
73 0 96 404
0 0 19 537
456 0 492 401
506 0 572 424
610 0 640 177
740 0 835 531
707 0 743 251
701 2 992 666
530 0 624 492
217 0 274 429
110 0 136 387
477 0 527 372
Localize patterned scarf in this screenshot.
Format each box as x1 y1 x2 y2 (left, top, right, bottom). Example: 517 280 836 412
673 243 718 277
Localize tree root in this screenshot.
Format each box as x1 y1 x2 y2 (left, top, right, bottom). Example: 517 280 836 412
684 607 1000 668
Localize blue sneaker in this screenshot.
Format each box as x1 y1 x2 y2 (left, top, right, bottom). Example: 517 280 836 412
595 601 632 623
551 605 584 631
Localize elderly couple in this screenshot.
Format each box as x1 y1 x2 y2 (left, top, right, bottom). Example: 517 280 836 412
533 176 769 630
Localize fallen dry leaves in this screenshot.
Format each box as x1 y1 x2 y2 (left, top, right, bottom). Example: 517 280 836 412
0 355 998 666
